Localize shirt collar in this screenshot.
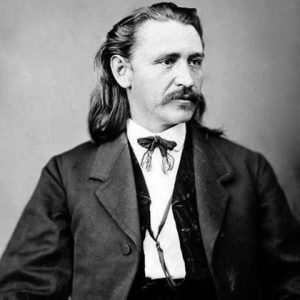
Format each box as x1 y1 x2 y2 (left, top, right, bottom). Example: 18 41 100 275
126 119 186 152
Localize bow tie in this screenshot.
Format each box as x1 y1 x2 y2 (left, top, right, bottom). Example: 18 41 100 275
137 136 177 173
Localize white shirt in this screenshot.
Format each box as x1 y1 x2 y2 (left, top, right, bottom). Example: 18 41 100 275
127 119 186 279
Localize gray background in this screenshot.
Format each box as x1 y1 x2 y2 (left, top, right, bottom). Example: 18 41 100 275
0 0 299 255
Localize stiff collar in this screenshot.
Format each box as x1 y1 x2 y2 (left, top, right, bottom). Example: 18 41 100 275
126 119 186 154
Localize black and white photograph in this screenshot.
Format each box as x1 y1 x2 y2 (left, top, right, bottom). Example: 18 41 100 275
0 1 299 299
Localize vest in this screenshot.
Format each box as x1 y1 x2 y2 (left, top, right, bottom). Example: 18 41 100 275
127 128 217 300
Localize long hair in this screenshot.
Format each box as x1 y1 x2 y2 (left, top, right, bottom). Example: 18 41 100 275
88 2 221 143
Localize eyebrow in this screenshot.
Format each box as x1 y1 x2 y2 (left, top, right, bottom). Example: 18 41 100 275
153 52 205 62
189 52 205 59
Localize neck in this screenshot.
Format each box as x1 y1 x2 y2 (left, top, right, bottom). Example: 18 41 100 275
129 119 179 134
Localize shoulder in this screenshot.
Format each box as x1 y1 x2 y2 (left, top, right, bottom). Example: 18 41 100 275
193 125 270 178
43 141 101 181
56 141 98 162
209 134 259 161
194 125 260 158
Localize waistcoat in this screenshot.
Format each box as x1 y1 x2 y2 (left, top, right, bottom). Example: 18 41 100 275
127 128 217 299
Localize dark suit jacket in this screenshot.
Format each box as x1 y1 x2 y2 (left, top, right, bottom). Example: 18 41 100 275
0 124 299 300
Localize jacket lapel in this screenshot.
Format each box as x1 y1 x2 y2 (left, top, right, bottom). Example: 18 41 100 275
88 126 234 267
191 126 234 269
89 133 141 251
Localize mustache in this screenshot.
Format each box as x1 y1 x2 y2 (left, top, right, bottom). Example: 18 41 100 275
163 88 202 104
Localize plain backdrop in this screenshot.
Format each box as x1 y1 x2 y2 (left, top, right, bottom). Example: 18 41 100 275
0 0 299 255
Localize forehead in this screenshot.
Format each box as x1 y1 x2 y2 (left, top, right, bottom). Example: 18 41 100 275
132 20 203 57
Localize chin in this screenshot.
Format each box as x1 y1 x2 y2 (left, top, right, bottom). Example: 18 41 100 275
167 111 194 126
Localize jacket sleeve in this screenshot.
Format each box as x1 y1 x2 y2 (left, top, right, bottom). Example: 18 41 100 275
256 154 300 299
0 157 73 300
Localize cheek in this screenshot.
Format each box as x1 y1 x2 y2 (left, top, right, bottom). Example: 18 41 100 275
130 67 170 105
195 73 204 89
134 80 162 103
130 77 146 100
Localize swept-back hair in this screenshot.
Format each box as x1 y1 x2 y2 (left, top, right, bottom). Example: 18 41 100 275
88 2 221 143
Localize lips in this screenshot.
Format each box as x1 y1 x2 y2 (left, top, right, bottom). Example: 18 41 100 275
173 94 197 104
176 94 193 100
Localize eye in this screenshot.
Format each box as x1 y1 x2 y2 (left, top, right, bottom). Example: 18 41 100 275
161 57 176 67
190 58 203 68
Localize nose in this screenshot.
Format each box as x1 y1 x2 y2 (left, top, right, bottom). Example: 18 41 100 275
174 62 194 88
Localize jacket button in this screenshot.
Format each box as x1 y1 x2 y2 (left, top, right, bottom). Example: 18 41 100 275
121 243 131 255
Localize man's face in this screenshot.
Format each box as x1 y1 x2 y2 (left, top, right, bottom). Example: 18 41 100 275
127 20 204 132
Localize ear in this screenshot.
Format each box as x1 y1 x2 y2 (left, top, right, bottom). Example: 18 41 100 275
110 55 132 89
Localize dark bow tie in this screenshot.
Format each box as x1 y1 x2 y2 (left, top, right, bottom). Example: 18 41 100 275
137 136 177 173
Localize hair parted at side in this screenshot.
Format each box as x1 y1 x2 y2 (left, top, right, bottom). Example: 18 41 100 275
88 2 222 143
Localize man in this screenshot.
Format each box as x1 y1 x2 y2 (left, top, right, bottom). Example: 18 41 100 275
0 2 299 299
